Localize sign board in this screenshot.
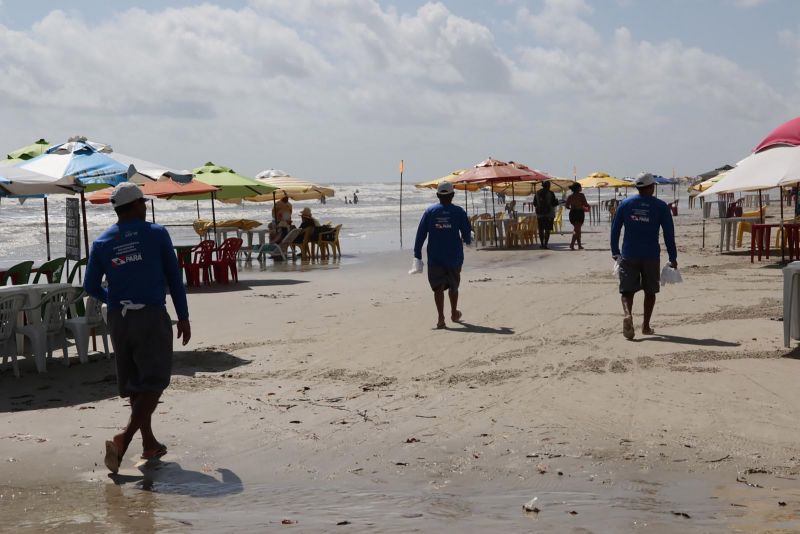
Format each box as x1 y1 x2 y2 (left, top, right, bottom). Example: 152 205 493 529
65 198 81 260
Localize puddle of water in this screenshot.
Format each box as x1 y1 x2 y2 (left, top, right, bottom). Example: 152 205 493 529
0 461 771 533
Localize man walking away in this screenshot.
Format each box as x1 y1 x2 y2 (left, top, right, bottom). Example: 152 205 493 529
533 181 559 248
610 173 677 340
84 182 191 473
414 182 472 329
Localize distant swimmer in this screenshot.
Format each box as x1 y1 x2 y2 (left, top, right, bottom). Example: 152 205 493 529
353 191 359 204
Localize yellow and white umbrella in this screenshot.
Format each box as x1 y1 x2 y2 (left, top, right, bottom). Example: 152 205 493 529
244 170 335 201
415 170 481 192
578 172 632 189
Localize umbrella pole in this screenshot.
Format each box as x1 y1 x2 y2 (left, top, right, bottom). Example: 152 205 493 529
44 197 51 261
511 182 515 216
196 200 200 219
464 187 468 214
491 183 497 246
780 186 785 263
80 190 90 265
758 190 764 223
211 191 218 244
150 199 156 224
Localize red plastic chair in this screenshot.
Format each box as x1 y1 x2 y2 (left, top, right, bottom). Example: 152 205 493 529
186 240 216 287
212 238 243 284
668 200 678 216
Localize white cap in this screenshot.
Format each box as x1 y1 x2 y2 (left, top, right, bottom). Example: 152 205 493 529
110 182 153 207
437 182 455 195
634 172 656 188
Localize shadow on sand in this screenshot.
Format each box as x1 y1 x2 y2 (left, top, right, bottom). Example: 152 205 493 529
0 349 249 412
187 278 309 294
109 462 243 498
633 334 740 347
444 322 514 335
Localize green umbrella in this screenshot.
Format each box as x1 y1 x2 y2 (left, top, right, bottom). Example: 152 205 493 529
179 162 277 238
7 139 50 160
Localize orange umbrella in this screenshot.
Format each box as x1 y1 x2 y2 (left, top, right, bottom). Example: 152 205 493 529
87 178 219 204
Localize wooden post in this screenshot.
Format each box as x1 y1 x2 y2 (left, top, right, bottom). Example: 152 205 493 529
399 160 404 249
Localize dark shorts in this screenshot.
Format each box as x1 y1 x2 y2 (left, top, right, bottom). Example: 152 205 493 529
538 216 554 232
428 265 461 292
108 306 174 398
569 209 585 226
618 257 660 294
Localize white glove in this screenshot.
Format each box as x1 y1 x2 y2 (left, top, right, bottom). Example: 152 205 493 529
408 257 424 275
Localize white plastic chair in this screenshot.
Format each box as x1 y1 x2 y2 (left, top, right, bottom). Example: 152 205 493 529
16 287 77 372
65 295 110 363
783 262 800 347
257 228 302 262
0 293 27 377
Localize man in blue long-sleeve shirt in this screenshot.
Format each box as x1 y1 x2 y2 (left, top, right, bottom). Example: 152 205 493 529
84 182 191 473
414 182 472 329
610 173 677 340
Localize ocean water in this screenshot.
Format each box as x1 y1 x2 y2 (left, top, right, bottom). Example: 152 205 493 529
0 182 689 265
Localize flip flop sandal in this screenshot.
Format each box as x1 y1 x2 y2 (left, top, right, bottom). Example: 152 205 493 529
105 440 122 474
141 443 168 461
452 311 463 323
623 317 635 340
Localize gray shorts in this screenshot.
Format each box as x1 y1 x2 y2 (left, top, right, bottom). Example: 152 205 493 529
108 306 174 398
618 257 660 294
428 265 461 292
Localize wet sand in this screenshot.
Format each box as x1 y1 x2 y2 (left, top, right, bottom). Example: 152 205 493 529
2 205 800 532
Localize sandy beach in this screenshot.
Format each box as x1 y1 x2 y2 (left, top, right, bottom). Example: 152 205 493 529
3 206 800 532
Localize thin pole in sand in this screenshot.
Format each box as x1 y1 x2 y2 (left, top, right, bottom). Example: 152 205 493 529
150 199 156 224
196 200 200 219
399 159 404 249
44 196 51 261
464 186 468 216
80 190 90 269
211 191 218 243
758 190 764 223
780 186 785 263
491 181 497 246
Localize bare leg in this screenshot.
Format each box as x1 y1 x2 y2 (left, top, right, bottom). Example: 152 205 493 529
570 228 576 250
621 292 635 339
112 392 161 454
449 289 461 322
642 293 656 334
575 223 583 248
538 221 546 248
434 288 446 328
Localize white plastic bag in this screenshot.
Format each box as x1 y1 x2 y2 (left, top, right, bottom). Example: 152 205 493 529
408 257 424 275
660 264 683 285
612 257 621 276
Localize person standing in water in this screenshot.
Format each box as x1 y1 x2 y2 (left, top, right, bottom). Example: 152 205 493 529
84 183 191 474
414 182 472 329
565 182 590 250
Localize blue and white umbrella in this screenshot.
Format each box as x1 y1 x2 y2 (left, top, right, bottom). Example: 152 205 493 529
18 140 128 190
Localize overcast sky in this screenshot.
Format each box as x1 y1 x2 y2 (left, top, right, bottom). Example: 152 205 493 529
0 0 798 182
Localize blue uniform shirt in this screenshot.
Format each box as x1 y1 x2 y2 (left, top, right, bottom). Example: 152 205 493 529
414 203 471 268
84 219 189 320
610 194 677 262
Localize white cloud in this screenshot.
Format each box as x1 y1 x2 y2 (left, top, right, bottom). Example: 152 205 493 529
0 0 794 180
516 0 601 50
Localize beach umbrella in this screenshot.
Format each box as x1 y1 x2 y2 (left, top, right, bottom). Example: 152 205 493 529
579 172 633 206
87 178 218 203
243 170 335 201
490 178 576 195
178 162 277 237
0 166 67 260
699 117 800 261
16 140 129 258
415 170 481 192
692 170 730 193
7 139 50 161
453 159 548 246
